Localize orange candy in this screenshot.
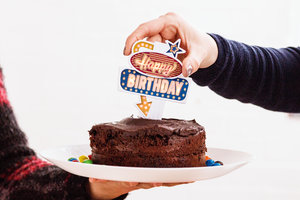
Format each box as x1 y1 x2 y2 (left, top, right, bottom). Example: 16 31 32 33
205 156 211 161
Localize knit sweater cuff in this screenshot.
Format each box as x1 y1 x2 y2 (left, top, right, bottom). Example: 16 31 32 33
190 33 228 86
65 174 91 199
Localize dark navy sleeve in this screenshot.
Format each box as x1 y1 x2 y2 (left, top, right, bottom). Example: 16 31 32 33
190 34 300 113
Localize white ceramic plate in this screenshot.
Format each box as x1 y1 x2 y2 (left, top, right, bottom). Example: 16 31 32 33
39 144 253 183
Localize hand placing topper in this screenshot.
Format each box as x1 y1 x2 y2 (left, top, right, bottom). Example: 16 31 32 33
124 13 218 77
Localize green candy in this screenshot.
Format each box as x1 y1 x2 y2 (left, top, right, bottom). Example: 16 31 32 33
82 159 93 164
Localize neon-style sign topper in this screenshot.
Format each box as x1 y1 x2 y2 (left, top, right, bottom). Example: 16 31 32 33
120 39 189 103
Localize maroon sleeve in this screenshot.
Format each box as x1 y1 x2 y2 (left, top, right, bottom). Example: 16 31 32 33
0 68 129 199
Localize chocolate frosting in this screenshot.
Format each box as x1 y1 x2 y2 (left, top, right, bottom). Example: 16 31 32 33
93 117 204 137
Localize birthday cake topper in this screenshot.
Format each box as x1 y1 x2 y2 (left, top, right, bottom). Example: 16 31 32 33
119 39 190 119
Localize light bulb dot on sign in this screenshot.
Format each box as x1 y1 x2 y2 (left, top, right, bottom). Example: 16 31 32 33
132 41 154 53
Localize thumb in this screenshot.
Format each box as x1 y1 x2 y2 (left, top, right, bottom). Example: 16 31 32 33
182 52 203 77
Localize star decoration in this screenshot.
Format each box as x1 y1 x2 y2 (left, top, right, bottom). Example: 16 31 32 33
166 39 185 58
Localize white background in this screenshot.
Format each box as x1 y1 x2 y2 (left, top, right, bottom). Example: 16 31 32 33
1 0 300 199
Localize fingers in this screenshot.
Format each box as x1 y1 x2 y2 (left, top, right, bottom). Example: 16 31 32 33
162 181 194 187
182 50 203 77
89 178 139 187
136 181 192 189
124 12 182 55
89 177 193 187
124 17 166 55
89 178 108 183
136 181 193 188
123 182 139 187
147 34 163 43
152 183 163 187
136 183 155 189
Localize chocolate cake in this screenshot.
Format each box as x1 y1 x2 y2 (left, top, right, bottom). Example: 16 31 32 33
89 117 206 167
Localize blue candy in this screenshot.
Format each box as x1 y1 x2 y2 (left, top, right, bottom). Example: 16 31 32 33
213 162 221 166
206 159 215 166
68 157 78 162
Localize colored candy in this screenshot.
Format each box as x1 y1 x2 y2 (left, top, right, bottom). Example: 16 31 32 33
215 161 223 166
70 154 222 167
68 157 78 162
205 159 215 166
79 155 89 163
205 156 224 167
83 159 93 164
68 155 93 164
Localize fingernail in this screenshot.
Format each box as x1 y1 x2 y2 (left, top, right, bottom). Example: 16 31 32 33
123 47 126 55
187 65 193 76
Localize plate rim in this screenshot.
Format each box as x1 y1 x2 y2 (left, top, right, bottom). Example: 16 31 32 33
39 144 254 170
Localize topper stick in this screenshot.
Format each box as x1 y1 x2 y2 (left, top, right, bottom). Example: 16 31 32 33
147 97 165 120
